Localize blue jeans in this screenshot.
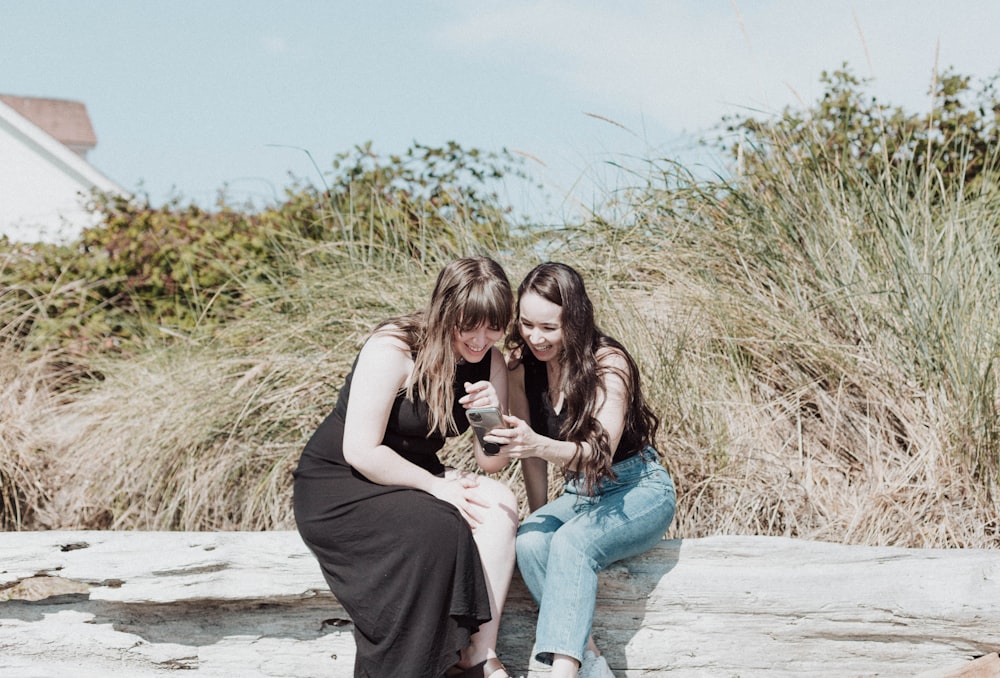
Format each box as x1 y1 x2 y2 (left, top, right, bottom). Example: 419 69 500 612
515 448 676 665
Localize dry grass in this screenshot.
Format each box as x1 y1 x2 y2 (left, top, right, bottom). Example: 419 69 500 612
2 153 999 548
576 149 1000 548
0 347 52 529
32 255 439 530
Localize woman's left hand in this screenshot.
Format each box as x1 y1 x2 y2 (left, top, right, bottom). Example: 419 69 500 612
459 380 501 410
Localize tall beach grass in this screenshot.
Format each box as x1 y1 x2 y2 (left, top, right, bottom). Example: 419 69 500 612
2 140 998 548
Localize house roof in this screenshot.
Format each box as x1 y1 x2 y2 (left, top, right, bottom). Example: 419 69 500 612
0 94 97 149
0 96 124 196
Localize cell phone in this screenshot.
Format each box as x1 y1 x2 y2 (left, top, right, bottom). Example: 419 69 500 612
465 406 505 456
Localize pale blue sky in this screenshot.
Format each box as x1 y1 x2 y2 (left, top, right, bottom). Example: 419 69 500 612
3 1 999 219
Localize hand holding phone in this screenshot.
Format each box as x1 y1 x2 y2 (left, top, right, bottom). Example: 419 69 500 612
465 406 506 456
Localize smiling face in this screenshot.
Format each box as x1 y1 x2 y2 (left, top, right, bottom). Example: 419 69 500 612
453 322 503 363
517 291 564 363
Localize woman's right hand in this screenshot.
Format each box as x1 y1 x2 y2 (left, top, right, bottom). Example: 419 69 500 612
430 472 489 529
489 413 544 459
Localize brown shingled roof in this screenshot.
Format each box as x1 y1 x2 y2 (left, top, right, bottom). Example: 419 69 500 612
0 94 97 148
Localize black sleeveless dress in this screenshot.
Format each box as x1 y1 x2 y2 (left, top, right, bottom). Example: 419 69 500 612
293 353 492 678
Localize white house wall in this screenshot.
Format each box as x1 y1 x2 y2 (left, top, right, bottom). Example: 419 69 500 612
0 102 125 244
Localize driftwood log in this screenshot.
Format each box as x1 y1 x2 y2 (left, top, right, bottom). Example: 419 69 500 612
1 531 997 677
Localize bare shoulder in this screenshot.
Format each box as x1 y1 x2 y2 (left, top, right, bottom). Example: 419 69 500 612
596 345 629 371
357 327 412 375
366 324 410 352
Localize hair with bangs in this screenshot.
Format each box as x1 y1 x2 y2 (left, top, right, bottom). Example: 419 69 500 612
375 256 513 437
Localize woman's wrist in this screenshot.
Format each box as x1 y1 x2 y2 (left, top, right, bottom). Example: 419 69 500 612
420 474 445 496
532 437 577 466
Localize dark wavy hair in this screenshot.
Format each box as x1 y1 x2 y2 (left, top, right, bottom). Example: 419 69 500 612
506 262 660 493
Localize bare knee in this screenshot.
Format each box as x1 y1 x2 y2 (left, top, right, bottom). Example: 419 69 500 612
474 477 518 530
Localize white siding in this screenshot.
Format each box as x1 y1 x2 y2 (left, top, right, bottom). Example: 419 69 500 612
0 102 125 244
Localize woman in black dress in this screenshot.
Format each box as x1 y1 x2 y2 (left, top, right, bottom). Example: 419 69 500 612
293 257 516 678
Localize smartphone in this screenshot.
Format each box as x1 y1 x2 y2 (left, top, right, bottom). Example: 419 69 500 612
465 406 505 456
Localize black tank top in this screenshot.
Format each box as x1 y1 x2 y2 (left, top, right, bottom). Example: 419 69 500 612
521 353 642 463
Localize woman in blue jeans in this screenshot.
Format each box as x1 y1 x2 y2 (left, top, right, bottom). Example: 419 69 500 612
486 262 676 678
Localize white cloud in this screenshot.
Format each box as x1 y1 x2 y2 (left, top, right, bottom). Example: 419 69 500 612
439 0 1000 136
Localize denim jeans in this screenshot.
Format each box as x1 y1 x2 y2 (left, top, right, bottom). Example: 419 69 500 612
515 448 676 665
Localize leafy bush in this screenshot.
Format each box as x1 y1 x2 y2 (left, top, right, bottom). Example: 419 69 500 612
722 65 1000 196
297 141 524 251
0 142 523 354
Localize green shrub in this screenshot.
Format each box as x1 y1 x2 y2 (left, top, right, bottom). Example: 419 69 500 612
0 141 524 354
722 65 1000 197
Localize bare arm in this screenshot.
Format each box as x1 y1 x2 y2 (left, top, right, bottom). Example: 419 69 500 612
508 362 549 512
495 347 631 473
341 331 489 524
341 332 442 491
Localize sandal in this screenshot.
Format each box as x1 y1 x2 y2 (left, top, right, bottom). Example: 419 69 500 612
445 656 509 678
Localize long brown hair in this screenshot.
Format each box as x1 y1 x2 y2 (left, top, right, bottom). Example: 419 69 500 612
375 257 512 437
506 262 659 492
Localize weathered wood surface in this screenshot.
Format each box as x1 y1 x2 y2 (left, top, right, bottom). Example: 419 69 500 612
1 531 997 677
